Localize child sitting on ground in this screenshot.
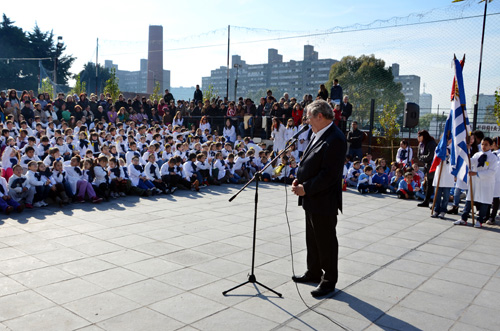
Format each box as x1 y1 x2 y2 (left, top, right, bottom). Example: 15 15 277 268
357 166 376 194
346 161 361 187
372 165 389 193
397 172 420 199
389 168 403 193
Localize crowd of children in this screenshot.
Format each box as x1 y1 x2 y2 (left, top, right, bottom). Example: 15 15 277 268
344 135 500 228
0 110 309 215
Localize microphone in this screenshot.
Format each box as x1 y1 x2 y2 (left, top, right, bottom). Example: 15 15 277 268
287 125 309 142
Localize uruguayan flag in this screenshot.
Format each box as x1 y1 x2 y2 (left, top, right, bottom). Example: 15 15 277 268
449 57 471 183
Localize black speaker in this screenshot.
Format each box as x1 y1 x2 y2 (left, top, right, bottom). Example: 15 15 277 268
403 102 420 128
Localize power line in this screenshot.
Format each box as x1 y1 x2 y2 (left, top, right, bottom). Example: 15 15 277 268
99 12 500 57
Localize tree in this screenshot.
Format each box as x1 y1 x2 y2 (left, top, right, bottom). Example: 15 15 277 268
203 84 218 102
78 62 111 95
378 104 400 160
326 55 405 126
0 16 75 91
103 67 120 101
493 88 500 126
150 81 162 103
70 73 86 96
38 77 54 99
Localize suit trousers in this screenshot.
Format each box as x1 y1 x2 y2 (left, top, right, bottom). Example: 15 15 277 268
305 211 338 283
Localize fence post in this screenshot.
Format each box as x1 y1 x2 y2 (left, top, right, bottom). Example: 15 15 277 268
368 99 375 154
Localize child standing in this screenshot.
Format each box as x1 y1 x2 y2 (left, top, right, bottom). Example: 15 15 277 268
454 137 498 228
430 141 454 219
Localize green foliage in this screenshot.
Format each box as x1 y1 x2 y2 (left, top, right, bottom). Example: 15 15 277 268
0 15 75 91
70 73 86 96
378 104 400 160
103 67 120 101
493 88 500 126
203 84 219 102
419 112 448 130
78 62 111 95
150 81 162 103
326 55 405 126
38 77 54 99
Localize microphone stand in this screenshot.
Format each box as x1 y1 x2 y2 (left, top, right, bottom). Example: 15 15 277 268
222 137 299 297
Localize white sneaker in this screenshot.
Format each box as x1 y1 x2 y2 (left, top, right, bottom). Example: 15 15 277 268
486 219 494 225
41 201 49 206
438 212 446 219
33 201 43 208
474 221 482 228
453 219 467 225
431 212 439 218
119 192 126 197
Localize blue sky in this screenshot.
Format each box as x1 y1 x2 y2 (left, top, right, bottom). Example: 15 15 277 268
3 0 499 110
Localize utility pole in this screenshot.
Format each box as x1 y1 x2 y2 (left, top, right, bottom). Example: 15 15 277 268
226 25 230 100
472 0 488 131
54 36 63 86
96 38 99 95
233 64 242 102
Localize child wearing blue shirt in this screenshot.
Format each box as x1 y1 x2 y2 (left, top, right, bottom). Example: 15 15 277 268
372 165 389 193
357 166 376 194
389 169 403 193
397 172 420 199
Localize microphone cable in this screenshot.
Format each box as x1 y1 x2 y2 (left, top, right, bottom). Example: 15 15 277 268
283 166 352 331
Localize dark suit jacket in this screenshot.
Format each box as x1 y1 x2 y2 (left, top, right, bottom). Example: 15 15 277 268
297 123 347 215
340 102 353 119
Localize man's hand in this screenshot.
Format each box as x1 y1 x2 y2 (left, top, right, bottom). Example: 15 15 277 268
2 196 9 201
291 179 305 196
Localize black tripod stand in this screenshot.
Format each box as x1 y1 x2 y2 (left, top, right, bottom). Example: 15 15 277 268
222 139 298 297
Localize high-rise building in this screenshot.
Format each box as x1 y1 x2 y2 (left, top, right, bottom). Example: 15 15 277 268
420 90 432 116
147 25 163 94
392 63 421 105
202 45 337 100
472 94 496 124
104 59 170 94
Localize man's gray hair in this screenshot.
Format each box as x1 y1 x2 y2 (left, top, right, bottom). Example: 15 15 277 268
307 100 334 120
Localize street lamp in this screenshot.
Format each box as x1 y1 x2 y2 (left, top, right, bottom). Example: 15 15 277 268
233 63 242 102
54 36 63 85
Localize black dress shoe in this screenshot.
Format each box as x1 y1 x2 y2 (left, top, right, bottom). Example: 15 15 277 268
417 201 430 207
291 273 322 284
311 281 336 297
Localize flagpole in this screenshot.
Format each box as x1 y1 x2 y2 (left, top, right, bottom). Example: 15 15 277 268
462 107 475 226
430 162 444 216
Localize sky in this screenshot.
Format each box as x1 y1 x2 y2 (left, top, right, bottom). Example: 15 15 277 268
2 0 500 111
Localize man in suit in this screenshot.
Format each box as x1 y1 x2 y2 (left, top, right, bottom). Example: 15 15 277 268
340 95 353 134
292 99 346 297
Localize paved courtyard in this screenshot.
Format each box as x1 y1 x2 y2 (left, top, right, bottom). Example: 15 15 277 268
0 183 499 331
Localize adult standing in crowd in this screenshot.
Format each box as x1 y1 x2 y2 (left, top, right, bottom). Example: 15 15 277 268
340 95 353 133
330 79 343 105
114 94 128 114
291 99 346 297
346 121 364 160
417 130 437 208
163 89 174 105
317 84 329 101
193 85 203 104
